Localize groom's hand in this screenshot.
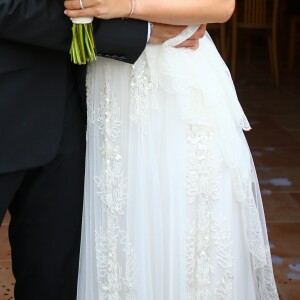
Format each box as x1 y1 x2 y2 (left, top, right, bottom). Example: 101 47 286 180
149 23 207 50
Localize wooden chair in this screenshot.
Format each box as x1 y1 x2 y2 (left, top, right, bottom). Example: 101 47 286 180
289 15 300 71
207 23 228 62
231 0 280 85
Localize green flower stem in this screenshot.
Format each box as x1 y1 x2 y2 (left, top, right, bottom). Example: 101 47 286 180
70 23 96 65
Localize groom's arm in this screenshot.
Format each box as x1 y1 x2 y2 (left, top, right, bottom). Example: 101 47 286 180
93 19 148 64
94 21 208 63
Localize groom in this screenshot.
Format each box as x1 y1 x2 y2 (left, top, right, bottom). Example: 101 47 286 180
0 1 205 299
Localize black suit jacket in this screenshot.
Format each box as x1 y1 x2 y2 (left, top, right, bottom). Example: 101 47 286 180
0 0 148 173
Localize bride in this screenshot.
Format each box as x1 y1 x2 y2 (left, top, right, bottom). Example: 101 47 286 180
65 0 279 299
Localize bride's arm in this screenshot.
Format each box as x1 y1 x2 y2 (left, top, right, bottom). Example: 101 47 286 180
64 0 235 25
134 0 235 24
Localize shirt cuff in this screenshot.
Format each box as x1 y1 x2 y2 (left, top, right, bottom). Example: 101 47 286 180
147 22 151 42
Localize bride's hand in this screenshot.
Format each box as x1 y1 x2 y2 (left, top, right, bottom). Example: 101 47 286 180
64 0 132 19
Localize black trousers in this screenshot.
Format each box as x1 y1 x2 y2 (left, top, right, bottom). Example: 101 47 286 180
0 89 86 300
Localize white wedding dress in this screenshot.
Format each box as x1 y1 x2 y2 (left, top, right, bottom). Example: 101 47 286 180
77 27 279 300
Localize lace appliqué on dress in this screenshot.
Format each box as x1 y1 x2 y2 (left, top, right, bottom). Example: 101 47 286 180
130 56 153 135
185 125 233 299
92 62 136 299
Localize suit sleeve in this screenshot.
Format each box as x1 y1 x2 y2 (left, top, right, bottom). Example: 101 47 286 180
93 19 148 64
0 0 148 63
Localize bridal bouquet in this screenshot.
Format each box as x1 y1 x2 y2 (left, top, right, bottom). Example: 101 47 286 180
69 17 96 65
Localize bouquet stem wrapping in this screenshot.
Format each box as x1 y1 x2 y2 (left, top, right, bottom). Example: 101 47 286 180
70 17 96 65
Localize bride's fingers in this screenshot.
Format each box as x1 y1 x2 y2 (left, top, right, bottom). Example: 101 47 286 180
64 7 97 18
175 24 206 49
189 40 200 50
175 39 199 49
64 0 131 19
190 24 207 40
64 0 95 10
64 0 80 10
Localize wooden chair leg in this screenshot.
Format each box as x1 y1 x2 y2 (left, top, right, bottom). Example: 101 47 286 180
272 31 279 86
246 37 252 64
268 36 274 76
211 34 220 52
220 23 227 62
231 21 237 81
289 17 296 71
